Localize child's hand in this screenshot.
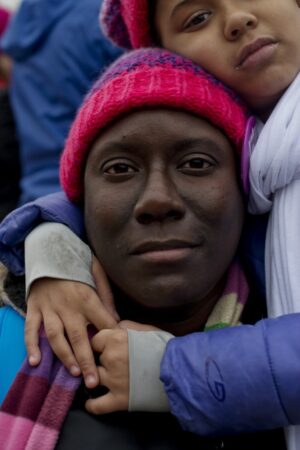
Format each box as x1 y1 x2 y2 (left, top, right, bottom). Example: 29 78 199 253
25 256 119 389
85 321 160 415
85 329 129 414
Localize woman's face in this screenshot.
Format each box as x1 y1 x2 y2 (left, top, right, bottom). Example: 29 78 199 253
84 108 244 312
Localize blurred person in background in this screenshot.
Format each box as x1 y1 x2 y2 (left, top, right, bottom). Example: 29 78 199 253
0 6 20 221
0 0 121 206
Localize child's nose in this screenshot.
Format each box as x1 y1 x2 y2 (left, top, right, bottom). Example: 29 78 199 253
133 170 185 225
224 11 258 40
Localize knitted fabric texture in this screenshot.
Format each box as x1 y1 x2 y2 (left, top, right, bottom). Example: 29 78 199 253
60 48 248 202
100 0 150 49
0 327 81 450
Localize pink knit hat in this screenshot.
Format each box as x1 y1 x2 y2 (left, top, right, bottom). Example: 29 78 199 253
60 48 249 202
100 0 150 49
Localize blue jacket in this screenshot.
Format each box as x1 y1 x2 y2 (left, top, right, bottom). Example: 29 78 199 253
1 192 300 434
0 307 26 405
0 0 121 205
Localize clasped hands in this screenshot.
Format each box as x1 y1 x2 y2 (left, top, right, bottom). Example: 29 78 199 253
25 256 158 415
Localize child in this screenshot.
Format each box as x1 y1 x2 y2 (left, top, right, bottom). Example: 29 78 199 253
104 0 300 318
101 0 300 309
1 0 300 445
101 2 300 447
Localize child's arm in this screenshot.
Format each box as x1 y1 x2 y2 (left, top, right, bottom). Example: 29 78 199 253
2 194 300 434
86 315 300 436
0 191 85 275
24 223 119 388
0 192 119 388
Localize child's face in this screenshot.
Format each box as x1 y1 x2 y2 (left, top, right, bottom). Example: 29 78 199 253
155 0 300 118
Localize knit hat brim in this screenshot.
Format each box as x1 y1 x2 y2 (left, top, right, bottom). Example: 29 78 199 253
60 49 248 202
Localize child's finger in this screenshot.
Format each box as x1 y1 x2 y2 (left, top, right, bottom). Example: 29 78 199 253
43 313 81 377
91 329 113 354
84 295 118 331
92 256 120 321
64 318 100 388
85 391 126 415
85 365 128 414
118 320 160 331
25 305 42 366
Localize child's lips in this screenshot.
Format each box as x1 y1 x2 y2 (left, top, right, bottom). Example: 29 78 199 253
236 37 278 70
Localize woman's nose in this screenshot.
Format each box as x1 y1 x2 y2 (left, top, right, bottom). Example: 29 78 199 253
224 10 258 40
133 171 185 225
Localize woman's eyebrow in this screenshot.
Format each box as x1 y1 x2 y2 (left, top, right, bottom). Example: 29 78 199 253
92 141 133 158
173 137 223 153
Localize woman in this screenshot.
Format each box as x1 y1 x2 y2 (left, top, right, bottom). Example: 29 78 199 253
0 49 294 449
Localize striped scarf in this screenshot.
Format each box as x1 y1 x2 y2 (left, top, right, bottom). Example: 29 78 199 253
0 260 248 450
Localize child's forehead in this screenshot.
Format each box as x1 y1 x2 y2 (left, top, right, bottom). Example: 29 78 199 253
155 0 211 12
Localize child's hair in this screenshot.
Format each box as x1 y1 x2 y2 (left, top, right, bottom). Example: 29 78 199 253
60 48 249 203
148 1 160 46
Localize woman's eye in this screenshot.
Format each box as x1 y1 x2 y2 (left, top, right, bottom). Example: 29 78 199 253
184 11 211 30
105 163 136 175
179 157 213 172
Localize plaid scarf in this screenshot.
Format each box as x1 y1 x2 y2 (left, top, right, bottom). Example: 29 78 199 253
0 260 248 450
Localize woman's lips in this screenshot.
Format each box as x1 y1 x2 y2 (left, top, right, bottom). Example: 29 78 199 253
132 239 200 263
236 37 278 70
136 247 196 263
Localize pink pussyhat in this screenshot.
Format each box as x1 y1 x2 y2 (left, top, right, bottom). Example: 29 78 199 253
100 0 151 49
60 48 249 203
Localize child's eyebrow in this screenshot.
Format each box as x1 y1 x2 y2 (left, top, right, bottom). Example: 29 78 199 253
171 0 200 18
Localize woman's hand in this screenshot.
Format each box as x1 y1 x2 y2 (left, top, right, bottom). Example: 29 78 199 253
25 256 119 389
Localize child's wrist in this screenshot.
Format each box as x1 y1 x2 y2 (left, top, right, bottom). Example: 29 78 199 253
128 330 173 412
25 222 95 298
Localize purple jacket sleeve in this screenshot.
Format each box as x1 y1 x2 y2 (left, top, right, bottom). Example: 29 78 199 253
161 313 300 435
0 192 84 275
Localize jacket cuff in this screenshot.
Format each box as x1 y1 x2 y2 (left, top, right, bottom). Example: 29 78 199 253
128 330 173 412
25 222 95 297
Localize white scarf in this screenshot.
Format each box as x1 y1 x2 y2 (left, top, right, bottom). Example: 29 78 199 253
249 71 300 450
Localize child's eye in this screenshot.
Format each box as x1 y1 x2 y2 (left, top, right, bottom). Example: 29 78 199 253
183 11 211 30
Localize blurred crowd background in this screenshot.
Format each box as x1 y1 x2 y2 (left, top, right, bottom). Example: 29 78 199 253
0 1 20 12
0 0 122 222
